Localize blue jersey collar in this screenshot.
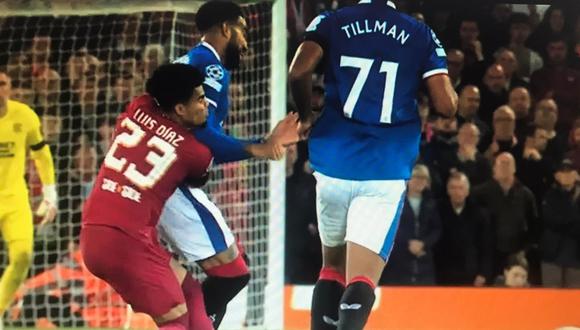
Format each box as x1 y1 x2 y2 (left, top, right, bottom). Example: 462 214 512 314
200 41 221 63
358 0 396 9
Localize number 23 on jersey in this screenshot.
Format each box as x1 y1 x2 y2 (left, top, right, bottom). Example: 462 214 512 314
104 117 178 189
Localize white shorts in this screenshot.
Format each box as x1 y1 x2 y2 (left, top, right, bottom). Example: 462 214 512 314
158 186 236 264
314 172 406 261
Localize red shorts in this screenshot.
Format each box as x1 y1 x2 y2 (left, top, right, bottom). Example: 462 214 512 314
80 224 185 317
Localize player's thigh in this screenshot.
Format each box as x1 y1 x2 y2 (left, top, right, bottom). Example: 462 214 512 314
159 187 236 264
313 172 352 247
0 200 33 244
345 179 406 261
80 225 185 318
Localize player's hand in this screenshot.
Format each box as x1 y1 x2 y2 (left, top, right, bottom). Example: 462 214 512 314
270 112 300 146
265 141 286 160
36 185 58 225
298 112 320 140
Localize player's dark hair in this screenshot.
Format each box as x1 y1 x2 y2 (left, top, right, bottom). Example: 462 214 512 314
145 63 204 113
195 0 243 33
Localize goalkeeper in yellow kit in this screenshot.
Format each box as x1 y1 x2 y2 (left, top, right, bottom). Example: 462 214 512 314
0 71 57 329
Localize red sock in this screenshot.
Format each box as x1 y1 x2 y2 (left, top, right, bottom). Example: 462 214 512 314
158 314 188 330
182 275 214 330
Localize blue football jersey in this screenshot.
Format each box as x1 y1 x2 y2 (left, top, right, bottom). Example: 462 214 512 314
174 42 254 164
304 0 447 180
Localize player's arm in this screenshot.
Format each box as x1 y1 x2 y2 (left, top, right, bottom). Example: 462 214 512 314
425 75 457 118
289 13 330 139
289 41 323 138
27 111 57 224
422 27 458 118
194 113 299 163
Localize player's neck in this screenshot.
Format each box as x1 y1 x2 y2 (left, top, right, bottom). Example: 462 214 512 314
165 112 187 128
201 35 226 63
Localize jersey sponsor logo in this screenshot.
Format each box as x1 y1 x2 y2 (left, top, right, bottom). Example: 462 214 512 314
206 64 224 81
306 14 327 32
340 303 362 310
173 54 190 64
0 141 15 158
101 177 142 203
13 123 22 133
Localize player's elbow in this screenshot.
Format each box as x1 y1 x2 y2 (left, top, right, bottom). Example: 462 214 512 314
433 92 458 118
288 66 310 83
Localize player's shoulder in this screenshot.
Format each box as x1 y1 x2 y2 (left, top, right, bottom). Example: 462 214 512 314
8 99 38 122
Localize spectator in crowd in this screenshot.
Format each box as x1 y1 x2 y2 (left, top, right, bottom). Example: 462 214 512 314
572 16 580 70
381 165 441 286
423 115 458 186
113 13 143 55
534 99 565 165
447 49 465 91
456 16 485 69
494 253 530 288
485 106 519 160
482 4 513 57
530 34 580 134
449 123 492 187
108 72 136 114
141 44 166 78
64 49 101 90
566 119 580 171
9 85 34 106
456 85 491 151
528 5 570 59
6 53 33 89
285 144 319 284
541 159 580 288
435 172 492 286
96 116 116 155
494 48 528 89
30 35 52 75
479 64 509 126
508 87 532 143
472 152 538 280
32 67 60 114
508 13 544 81
41 111 62 146
517 125 554 205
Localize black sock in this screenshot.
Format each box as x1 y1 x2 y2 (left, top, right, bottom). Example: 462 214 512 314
202 274 250 328
311 279 345 330
337 281 375 330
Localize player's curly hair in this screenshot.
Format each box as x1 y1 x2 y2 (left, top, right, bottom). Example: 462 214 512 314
195 0 243 33
145 63 204 113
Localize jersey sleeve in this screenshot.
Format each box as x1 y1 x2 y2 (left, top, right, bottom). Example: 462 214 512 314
303 11 333 51
26 107 44 148
420 26 448 79
193 124 254 164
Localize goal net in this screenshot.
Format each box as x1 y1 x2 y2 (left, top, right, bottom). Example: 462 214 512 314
0 0 286 329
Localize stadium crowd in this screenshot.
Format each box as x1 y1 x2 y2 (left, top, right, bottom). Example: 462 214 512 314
285 1 580 289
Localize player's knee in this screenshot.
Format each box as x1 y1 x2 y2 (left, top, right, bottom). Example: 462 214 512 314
11 248 33 271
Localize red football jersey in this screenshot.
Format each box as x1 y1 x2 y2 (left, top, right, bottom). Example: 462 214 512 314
82 95 213 233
